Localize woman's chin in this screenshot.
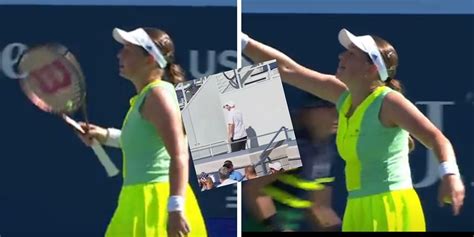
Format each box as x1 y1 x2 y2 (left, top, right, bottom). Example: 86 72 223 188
119 69 131 80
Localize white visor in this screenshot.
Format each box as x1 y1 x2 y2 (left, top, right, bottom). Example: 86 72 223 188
268 161 282 170
225 101 235 107
338 28 389 82
113 27 168 69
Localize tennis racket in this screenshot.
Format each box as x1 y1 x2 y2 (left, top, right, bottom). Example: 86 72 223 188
18 43 120 177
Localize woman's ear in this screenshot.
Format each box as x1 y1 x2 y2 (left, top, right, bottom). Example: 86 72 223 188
368 64 378 75
146 55 155 65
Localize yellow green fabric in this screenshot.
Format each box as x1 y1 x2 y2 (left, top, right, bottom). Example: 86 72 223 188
342 188 425 231
108 80 207 236
335 86 425 231
262 172 335 209
105 182 208 237
262 185 313 209
277 173 332 191
121 80 180 185
336 86 412 197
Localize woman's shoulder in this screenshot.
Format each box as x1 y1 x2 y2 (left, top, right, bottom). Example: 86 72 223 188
148 80 177 96
148 80 174 90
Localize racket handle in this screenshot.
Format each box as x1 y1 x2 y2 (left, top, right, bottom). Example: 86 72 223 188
61 114 120 177
91 139 120 177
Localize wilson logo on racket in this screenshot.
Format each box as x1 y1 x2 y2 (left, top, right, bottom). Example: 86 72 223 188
18 43 119 177
30 60 72 94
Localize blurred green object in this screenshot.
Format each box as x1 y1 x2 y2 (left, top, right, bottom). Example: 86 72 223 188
242 202 306 232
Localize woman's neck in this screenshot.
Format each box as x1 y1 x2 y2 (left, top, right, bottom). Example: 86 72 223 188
349 80 382 107
132 71 162 93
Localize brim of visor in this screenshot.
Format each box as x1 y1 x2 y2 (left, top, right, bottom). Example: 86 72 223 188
112 28 140 46
268 164 281 170
338 28 368 53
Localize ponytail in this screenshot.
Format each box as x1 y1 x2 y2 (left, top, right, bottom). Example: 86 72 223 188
385 77 403 94
162 61 186 133
164 62 185 85
141 28 184 86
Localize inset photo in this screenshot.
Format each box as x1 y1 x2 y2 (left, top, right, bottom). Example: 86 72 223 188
175 60 302 191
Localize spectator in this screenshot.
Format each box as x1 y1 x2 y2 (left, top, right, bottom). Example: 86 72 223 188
268 161 284 174
223 101 248 152
217 166 238 188
203 176 215 191
223 160 244 181
244 166 258 180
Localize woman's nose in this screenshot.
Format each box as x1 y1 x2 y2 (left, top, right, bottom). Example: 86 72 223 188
338 51 346 60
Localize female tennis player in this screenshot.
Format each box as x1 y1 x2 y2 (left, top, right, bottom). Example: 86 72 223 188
241 29 465 231
77 27 207 237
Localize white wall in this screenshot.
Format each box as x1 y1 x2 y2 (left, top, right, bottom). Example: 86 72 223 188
183 61 295 158
182 77 228 158
220 68 294 146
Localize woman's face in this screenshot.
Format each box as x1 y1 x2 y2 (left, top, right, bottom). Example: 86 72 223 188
117 43 148 79
336 44 373 83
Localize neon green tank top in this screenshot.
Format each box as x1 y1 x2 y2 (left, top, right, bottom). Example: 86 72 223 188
336 86 413 198
120 80 179 186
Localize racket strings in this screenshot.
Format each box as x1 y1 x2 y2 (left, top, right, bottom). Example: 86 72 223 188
18 43 87 115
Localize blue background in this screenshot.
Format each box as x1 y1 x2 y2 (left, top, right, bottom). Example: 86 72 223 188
0 5 236 236
0 0 235 6
243 0 474 14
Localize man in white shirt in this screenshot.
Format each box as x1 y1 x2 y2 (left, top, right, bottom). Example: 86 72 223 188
223 101 248 152
217 166 238 188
